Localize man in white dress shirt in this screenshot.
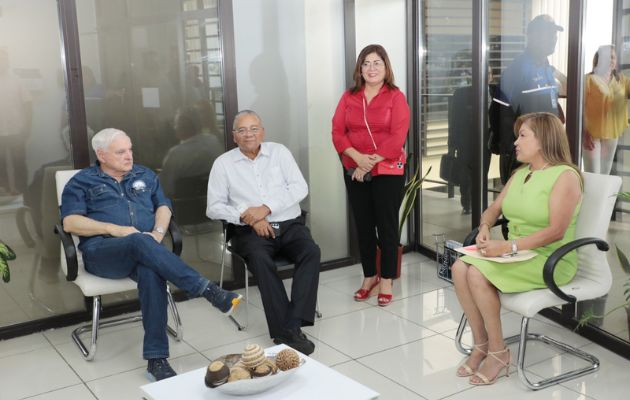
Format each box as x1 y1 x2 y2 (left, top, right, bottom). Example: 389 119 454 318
206 110 320 355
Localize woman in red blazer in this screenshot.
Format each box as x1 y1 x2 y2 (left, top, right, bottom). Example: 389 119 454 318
331 44 410 306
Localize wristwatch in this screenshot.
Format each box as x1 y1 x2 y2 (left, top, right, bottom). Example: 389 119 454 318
511 239 518 255
153 226 166 235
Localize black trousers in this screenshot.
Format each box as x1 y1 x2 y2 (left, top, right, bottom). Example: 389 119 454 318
231 218 321 339
344 173 404 279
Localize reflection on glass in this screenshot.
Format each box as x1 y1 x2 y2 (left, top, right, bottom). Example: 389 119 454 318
75 1 227 281
420 1 474 247
0 0 84 329
583 45 630 175
496 13 567 184
420 2 570 250
0 49 31 196
578 0 630 343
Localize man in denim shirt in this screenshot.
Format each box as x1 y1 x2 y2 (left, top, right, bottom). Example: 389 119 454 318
60 128 241 382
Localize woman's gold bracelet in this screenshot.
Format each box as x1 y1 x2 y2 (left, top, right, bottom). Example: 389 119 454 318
479 222 490 230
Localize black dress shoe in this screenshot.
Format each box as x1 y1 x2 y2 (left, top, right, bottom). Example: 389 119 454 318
273 328 315 355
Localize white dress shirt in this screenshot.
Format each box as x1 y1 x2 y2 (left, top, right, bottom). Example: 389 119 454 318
206 142 308 225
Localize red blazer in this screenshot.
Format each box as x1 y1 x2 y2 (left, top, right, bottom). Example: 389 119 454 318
331 85 410 170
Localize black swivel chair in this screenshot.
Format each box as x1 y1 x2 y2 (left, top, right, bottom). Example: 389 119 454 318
218 211 321 331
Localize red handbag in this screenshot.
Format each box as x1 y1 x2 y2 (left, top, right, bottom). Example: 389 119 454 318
372 152 406 176
363 97 405 176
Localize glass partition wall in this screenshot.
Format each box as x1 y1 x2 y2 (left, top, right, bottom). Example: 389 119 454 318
417 0 630 358
420 0 569 250
0 0 353 337
75 0 229 286
0 0 79 327
578 0 630 343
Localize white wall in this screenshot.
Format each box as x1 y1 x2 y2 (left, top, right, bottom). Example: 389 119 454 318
355 0 407 95
232 0 348 261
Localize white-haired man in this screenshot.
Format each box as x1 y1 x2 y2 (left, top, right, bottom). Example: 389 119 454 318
60 128 241 381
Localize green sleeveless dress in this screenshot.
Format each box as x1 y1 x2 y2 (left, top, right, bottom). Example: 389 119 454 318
460 165 581 293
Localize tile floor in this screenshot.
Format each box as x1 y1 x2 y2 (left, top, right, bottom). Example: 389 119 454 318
1 252 629 400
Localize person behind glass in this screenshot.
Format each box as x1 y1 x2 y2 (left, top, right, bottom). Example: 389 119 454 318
497 14 567 184
206 110 321 355
583 45 630 175
0 49 32 195
159 106 223 198
331 44 410 306
60 128 242 382
451 113 582 385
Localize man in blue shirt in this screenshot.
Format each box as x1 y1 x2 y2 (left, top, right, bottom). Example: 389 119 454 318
496 14 567 183
60 128 241 382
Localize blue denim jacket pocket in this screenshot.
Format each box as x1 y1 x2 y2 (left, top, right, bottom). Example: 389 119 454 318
87 184 119 210
128 178 154 211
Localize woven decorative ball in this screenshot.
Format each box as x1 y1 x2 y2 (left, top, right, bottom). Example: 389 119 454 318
241 344 266 369
274 348 300 371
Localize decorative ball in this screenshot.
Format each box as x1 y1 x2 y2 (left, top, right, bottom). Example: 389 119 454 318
241 344 266 369
275 348 300 371
205 361 229 388
251 363 273 377
227 366 251 382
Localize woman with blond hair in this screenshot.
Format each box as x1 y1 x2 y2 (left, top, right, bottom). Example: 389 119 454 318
583 44 630 174
451 112 582 385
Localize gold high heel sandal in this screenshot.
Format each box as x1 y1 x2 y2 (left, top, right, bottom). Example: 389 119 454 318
456 341 488 377
469 348 511 386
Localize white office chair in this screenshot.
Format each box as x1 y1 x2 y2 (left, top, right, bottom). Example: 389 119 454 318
455 171 622 390
54 169 183 361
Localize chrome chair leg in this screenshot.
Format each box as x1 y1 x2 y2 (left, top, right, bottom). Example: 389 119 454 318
228 260 249 331
72 287 183 360
166 285 183 341
454 314 600 390
515 317 600 390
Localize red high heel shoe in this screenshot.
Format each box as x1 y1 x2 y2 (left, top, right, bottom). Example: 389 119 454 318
377 280 394 306
354 277 380 301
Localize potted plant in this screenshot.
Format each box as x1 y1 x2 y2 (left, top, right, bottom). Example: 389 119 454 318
577 191 630 335
376 165 432 279
0 239 16 283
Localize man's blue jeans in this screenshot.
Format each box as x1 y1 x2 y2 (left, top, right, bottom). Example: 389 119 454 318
82 233 209 359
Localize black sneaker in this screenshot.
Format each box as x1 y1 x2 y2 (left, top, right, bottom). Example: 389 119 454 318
146 358 177 382
273 328 315 355
203 284 243 316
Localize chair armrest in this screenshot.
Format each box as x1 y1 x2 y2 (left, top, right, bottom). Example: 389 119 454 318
168 220 183 256
542 237 609 303
463 218 510 246
54 224 78 281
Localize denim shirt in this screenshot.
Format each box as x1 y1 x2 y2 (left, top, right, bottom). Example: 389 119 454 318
60 163 171 252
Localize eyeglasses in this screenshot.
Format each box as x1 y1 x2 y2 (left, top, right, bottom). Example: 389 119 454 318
233 126 262 135
361 60 385 70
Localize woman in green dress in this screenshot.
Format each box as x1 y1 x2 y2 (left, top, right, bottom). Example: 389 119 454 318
452 112 583 385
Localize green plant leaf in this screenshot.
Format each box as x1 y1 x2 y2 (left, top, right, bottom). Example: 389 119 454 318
576 309 595 329
0 258 9 283
616 245 630 275
0 241 16 261
616 191 630 201
399 165 432 239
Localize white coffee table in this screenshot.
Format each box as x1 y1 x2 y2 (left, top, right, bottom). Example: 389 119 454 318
141 344 379 399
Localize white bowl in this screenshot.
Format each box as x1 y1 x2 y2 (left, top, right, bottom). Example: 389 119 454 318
211 352 305 396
